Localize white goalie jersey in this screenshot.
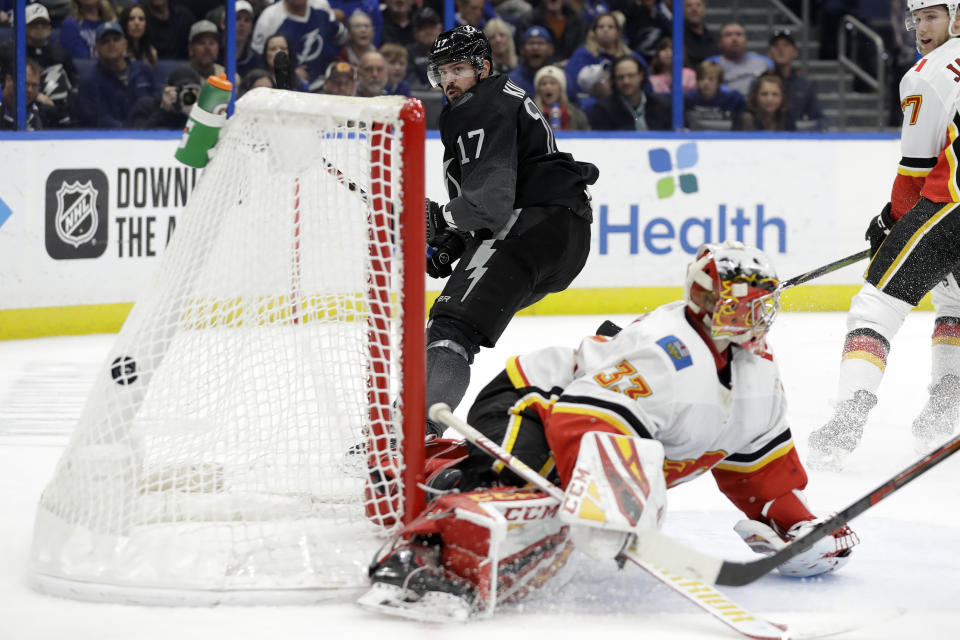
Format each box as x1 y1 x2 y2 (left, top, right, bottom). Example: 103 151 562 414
506 302 807 519
893 36 960 216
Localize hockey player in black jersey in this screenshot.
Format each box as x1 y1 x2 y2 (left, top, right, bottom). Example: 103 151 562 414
423 24 599 438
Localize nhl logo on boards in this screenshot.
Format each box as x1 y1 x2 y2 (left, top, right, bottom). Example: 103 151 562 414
45 169 108 259
55 181 98 247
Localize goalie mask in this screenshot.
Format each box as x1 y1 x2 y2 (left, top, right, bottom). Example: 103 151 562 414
427 25 492 88
684 241 780 354
905 1 960 37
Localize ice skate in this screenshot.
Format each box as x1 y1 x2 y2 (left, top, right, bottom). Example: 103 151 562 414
357 539 476 622
912 374 960 455
807 390 877 471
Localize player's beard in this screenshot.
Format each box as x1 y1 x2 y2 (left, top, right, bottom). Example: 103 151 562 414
444 84 462 103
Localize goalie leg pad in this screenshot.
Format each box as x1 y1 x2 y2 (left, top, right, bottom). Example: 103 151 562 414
363 438 468 527
361 487 574 619
558 432 668 559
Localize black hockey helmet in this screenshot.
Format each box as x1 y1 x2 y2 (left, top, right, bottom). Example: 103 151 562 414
427 25 492 87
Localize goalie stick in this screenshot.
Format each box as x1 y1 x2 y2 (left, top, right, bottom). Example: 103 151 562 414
428 403 790 640
680 429 960 586
430 405 960 586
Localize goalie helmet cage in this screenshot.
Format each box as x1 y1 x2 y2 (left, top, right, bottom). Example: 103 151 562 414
30 90 427 605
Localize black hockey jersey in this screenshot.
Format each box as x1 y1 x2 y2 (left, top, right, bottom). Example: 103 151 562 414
438 73 598 235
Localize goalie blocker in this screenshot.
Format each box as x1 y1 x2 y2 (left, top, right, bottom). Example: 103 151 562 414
360 242 859 620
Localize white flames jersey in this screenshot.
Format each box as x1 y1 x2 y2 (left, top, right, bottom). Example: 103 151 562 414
894 36 960 213
508 301 795 488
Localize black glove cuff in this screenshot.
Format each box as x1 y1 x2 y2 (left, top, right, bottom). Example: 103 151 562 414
426 199 447 243
878 202 893 230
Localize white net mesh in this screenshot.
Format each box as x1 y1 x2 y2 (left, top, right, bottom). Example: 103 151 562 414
31 91 422 601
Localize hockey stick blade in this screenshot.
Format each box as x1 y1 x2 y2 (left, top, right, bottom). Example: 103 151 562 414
780 249 871 291
621 553 789 640
709 431 960 586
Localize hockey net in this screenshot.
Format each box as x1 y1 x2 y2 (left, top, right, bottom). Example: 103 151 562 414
30 90 426 604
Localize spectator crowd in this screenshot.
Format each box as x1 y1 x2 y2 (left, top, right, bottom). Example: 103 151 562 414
0 0 901 132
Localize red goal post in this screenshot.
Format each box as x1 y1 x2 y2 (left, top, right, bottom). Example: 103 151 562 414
368 100 426 531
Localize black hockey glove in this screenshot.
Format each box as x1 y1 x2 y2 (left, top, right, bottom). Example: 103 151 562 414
427 230 467 279
426 198 448 244
865 202 894 258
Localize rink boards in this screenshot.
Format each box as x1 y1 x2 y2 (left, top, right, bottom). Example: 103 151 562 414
0 132 924 339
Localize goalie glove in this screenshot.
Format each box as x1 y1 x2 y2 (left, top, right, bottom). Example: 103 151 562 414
734 517 859 578
865 202 894 258
427 230 467 279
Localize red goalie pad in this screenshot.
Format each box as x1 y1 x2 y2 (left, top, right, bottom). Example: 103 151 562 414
369 487 574 615
364 438 468 527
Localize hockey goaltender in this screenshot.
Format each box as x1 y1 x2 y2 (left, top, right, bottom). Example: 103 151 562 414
359 242 859 621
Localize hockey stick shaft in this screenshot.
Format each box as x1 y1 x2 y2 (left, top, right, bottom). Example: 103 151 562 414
632 430 960 587
780 248 871 291
322 159 369 200
427 403 564 501
712 430 960 586
428 403 790 640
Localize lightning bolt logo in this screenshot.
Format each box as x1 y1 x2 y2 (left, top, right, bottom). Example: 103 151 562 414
43 69 59 96
297 30 325 64
459 208 521 302
42 65 69 101
461 239 495 301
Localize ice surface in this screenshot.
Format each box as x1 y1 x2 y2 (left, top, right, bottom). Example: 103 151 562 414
2 312 958 639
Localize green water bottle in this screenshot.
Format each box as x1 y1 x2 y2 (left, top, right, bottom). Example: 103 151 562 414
175 73 233 168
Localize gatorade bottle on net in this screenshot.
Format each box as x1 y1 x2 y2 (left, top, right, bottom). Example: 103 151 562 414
175 73 234 168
